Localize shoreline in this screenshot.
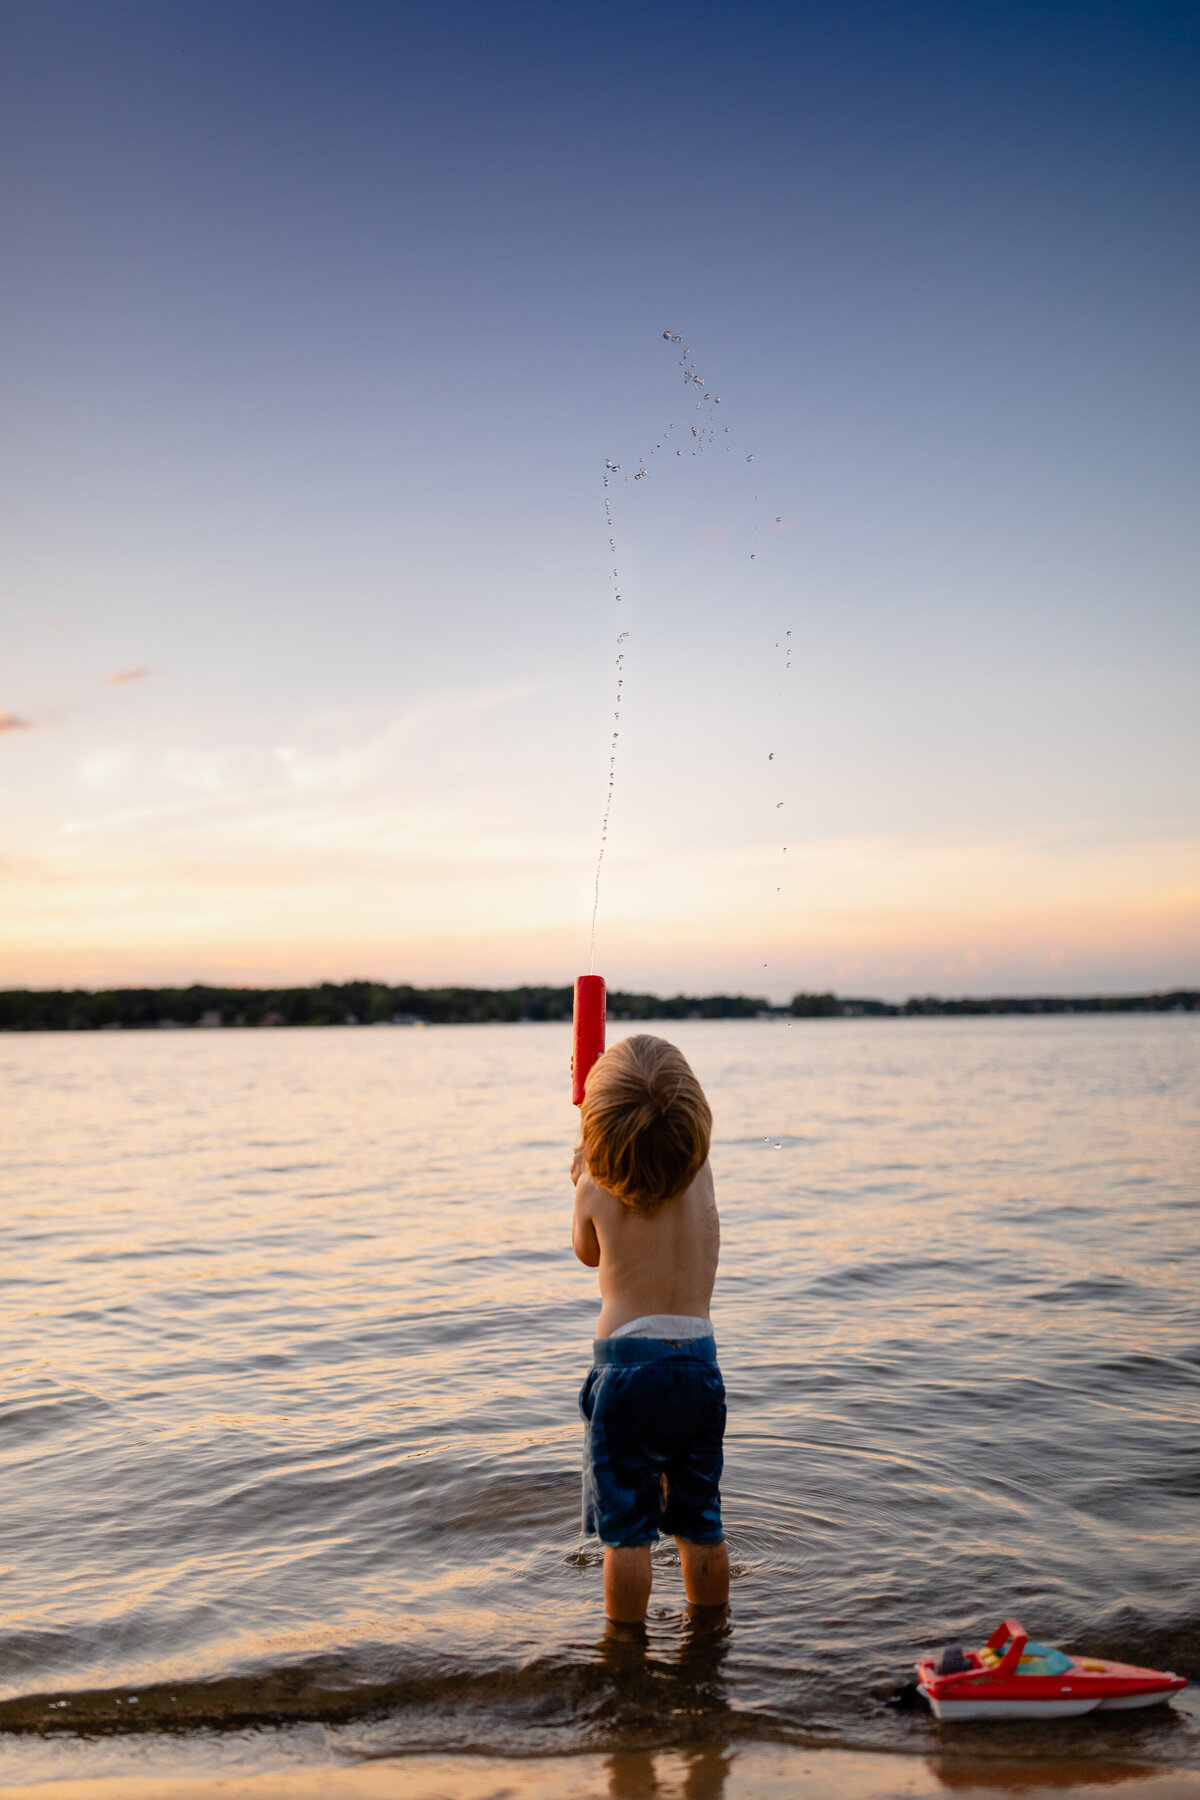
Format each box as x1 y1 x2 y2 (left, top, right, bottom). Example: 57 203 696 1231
2 1745 1198 1800
2 982 1197 1033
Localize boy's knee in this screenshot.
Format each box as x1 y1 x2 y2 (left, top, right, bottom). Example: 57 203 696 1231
677 1535 726 1558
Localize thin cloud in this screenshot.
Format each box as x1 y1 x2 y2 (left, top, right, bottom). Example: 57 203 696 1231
0 712 33 733
107 666 151 685
55 682 546 838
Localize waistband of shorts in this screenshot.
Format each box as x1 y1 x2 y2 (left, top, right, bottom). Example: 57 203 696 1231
592 1333 718 1366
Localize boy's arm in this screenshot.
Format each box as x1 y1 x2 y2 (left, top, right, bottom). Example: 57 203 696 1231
570 1153 601 1267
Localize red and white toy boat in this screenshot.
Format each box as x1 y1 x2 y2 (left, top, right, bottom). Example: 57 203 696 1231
916 1618 1186 1721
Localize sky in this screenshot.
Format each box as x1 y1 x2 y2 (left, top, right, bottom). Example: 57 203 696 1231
2 0 1198 1001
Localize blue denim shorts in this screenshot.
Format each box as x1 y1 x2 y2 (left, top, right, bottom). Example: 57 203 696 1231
579 1335 726 1548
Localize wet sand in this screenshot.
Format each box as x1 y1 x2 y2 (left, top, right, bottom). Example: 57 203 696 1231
1 1747 1197 1800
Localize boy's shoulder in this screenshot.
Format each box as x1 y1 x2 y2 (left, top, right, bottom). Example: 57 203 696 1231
575 1169 626 1220
582 1159 715 1224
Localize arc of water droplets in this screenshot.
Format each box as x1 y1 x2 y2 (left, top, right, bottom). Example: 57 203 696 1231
587 465 631 973
764 627 795 1011
588 332 754 973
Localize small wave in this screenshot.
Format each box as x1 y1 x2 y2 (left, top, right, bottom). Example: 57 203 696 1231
0 1386 112 1446
721 1134 820 1149
804 1256 977 1296
1073 1606 1200 1682
1096 1350 1200 1388
1030 1275 1147 1306
0 1631 752 1749
1016 1202 1102 1221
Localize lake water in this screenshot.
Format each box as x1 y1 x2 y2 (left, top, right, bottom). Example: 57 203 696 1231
1 1016 1198 1787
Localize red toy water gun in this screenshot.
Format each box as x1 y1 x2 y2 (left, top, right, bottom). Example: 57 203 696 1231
571 975 606 1104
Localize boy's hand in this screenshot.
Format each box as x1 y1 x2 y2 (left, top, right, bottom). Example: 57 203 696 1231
570 1146 587 1187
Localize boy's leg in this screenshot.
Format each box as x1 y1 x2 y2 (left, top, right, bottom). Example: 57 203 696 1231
604 1545 653 1622
676 1537 729 1607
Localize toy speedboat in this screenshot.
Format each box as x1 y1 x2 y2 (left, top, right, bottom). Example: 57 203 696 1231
916 1618 1186 1721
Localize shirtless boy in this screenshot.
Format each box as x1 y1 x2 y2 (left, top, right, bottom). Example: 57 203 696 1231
570 1033 728 1624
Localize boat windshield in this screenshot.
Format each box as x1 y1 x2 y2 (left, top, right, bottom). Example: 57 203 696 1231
984 1641 1074 1676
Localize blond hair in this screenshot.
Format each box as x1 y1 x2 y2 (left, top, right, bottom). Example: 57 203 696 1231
580 1034 711 1212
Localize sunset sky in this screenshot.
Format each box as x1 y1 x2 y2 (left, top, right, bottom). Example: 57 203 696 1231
3 0 1198 1001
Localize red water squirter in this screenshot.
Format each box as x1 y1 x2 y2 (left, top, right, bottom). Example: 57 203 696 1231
571 975 606 1105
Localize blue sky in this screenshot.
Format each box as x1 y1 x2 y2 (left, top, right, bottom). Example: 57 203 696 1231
3 0 1198 997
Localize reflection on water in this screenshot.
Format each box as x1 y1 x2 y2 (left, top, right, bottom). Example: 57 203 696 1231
607 1743 735 1800
0 1017 1197 1786
597 1609 733 1749
927 1756 1195 1792
602 1613 733 1798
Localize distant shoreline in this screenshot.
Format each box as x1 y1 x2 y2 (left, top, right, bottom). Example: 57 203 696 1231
0 981 1196 1030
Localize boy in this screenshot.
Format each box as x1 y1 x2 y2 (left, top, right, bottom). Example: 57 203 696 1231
570 1033 728 1624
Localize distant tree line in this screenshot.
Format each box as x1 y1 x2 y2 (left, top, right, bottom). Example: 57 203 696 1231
790 990 1199 1016
0 982 769 1032
0 982 1195 1032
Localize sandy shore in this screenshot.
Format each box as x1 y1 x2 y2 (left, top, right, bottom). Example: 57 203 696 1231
1 1747 1197 1800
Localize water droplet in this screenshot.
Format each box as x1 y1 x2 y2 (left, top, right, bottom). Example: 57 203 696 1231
750 554 756 560
776 516 783 523
617 631 629 642
746 454 755 462
768 752 774 760
776 801 783 808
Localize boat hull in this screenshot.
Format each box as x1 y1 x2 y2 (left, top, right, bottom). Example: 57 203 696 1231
920 1690 1101 1721
1095 1690 1179 1711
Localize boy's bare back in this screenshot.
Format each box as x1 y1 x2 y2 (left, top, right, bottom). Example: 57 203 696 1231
571 1151 720 1337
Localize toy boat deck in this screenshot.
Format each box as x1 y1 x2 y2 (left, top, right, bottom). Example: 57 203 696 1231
916 1618 1186 1721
